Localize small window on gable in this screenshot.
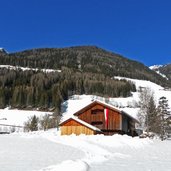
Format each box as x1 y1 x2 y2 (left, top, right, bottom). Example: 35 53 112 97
91 109 104 114
91 121 103 125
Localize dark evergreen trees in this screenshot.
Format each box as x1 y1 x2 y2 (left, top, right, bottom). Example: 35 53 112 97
1 46 170 87
2 45 170 115
158 96 171 140
0 67 136 111
147 96 159 133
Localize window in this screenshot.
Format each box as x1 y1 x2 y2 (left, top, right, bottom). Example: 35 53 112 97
91 109 104 114
91 121 103 125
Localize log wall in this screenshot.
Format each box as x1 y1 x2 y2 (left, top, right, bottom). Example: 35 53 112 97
78 104 122 131
61 125 94 135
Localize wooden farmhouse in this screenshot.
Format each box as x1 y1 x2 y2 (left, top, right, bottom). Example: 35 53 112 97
59 100 138 136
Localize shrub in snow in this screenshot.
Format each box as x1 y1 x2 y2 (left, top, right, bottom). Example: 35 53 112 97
24 115 39 132
39 114 51 131
139 132 155 139
39 113 61 131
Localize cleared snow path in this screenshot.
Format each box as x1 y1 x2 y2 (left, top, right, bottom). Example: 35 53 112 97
0 134 84 171
40 132 171 171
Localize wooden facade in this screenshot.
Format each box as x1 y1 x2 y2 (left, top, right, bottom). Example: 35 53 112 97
60 119 96 135
75 103 122 135
60 100 138 136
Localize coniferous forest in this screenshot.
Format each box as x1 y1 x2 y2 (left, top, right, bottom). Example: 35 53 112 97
0 46 170 111
0 67 136 110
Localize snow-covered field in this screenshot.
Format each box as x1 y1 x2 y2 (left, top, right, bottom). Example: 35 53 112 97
0 130 171 171
0 108 52 132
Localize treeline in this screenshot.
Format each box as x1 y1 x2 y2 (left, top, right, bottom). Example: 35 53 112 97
0 67 136 110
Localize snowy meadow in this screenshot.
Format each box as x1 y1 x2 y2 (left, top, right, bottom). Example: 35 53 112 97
0 130 171 171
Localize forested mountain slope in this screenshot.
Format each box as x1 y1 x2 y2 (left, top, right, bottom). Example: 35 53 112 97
0 46 170 87
0 46 170 111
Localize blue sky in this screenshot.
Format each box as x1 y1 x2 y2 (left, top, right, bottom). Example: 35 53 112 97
1 0 171 66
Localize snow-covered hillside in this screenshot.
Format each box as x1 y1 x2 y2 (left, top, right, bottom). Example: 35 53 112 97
149 65 169 80
61 77 171 122
114 77 171 108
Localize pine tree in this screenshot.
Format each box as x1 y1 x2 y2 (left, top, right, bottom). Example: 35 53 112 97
30 115 39 131
158 96 171 140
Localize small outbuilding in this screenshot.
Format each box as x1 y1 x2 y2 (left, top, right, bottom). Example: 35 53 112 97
60 117 101 135
59 100 138 136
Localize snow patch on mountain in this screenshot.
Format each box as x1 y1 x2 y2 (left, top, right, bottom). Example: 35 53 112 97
149 65 168 80
0 48 8 54
149 65 163 70
0 65 61 73
156 70 169 80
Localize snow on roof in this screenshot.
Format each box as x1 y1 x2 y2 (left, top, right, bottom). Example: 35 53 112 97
94 100 139 122
61 95 94 119
121 107 139 120
62 99 138 122
71 99 122 116
121 109 139 123
60 116 101 132
94 100 121 112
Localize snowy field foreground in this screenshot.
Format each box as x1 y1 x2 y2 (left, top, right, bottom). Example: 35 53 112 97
0 130 171 171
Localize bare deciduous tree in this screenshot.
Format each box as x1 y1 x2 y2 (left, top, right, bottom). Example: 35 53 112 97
138 87 158 133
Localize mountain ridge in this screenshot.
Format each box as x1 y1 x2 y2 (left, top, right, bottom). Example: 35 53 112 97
1 45 170 87
0 45 170 110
